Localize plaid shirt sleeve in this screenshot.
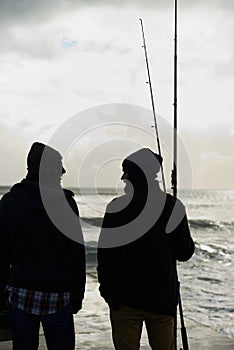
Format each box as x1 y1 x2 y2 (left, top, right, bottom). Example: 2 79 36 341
7 285 72 315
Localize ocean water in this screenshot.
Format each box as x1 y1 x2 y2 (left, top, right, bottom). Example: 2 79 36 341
0 186 234 346
177 189 234 339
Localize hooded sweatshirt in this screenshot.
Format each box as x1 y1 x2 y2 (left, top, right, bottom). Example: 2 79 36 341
97 182 194 316
0 180 86 308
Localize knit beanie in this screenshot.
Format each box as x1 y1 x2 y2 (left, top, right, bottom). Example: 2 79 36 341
122 148 162 183
27 142 66 175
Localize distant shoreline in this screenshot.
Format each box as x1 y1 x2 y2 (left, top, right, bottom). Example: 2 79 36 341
0 185 234 191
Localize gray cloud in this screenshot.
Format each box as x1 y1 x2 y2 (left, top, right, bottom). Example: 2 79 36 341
0 32 131 61
0 0 232 61
0 29 59 59
182 122 234 189
0 15 131 59
79 40 131 56
0 0 233 27
0 122 28 184
0 0 63 26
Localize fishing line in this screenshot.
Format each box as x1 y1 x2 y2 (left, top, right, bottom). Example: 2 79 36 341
139 18 166 192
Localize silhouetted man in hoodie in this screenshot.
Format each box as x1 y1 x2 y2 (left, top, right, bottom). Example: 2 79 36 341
97 148 194 350
0 142 86 350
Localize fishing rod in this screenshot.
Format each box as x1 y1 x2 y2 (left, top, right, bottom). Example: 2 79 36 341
172 0 178 199
139 2 189 349
172 1 189 349
178 293 189 350
172 1 178 347
139 18 166 192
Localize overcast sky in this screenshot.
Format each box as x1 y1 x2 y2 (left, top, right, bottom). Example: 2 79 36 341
0 0 233 189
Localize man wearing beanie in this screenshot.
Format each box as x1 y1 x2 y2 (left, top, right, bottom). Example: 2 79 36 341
97 148 194 350
0 142 86 350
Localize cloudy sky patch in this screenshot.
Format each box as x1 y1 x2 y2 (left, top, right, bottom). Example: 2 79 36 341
0 0 233 188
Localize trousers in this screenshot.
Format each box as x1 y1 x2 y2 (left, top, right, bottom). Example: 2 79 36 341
10 305 75 350
110 304 174 350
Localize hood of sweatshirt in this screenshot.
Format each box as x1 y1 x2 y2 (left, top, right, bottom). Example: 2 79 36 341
3 180 74 209
0 180 81 244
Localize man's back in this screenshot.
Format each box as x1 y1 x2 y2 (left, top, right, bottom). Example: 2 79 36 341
98 185 194 316
0 180 85 294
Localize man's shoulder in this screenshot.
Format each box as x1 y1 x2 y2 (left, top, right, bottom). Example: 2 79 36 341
63 188 75 198
106 194 130 213
165 192 184 208
0 183 22 202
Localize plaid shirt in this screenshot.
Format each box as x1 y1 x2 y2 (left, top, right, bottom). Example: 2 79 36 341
7 285 72 315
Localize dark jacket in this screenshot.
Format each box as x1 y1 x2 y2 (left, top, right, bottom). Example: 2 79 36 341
0 180 86 312
97 184 194 316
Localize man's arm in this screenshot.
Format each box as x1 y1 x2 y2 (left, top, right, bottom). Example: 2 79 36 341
0 200 10 310
174 205 195 262
66 196 86 313
97 204 124 306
